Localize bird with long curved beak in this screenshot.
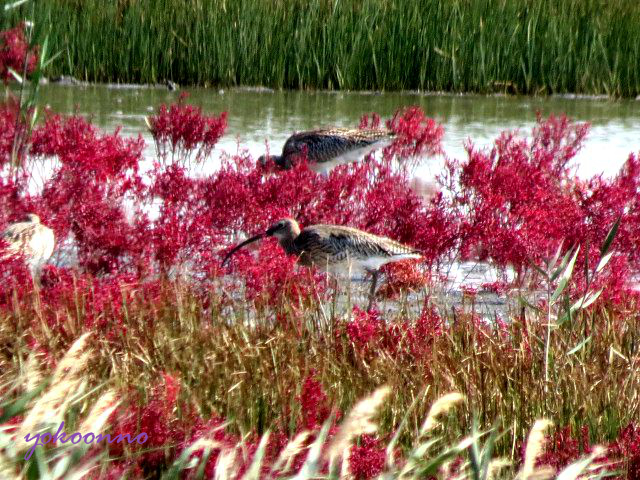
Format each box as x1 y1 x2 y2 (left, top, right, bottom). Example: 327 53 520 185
223 218 421 310
258 128 394 174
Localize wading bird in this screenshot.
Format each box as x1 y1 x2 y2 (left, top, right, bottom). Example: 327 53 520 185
223 218 420 309
1 213 55 278
258 128 394 174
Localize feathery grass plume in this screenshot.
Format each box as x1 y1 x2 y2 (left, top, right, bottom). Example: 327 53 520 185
556 446 607 480
79 390 118 434
28 390 120 480
271 430 311 474
339 453 350 479
0 451 12 480
420 392 465 435
520 419 554 480
326 386 391 465
49 332 92 386
15 332 92 448
214 447 239 480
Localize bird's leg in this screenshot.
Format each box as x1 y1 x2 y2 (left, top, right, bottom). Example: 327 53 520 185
334 275 341 293
331 275 340 318
31 267 42 290
367 270 379 311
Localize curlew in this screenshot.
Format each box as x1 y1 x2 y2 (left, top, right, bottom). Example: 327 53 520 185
1 213 55 277
223 218 420 309
258 127 394 174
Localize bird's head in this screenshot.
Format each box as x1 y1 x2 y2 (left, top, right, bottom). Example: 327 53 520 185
257 154 269 166
257 153 288 170
222 218 300 267
24 213 41 224
265 218 300 241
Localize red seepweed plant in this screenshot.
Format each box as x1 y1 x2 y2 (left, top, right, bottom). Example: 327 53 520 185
146 93 228 167
440 114 640 299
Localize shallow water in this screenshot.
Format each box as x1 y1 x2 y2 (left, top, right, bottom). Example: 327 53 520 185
37 83 640 182
33 84 640 316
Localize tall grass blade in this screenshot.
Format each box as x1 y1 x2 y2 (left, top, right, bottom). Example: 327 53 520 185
550 246 580 303
600 216 621 256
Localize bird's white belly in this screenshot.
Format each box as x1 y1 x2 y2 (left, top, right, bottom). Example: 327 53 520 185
357 254 421 272
27 228 55 268
317 253 420 277
310 140 393 174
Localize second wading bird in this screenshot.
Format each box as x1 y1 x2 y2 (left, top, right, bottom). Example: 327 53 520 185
258 127 395 174
1 213 55 279
223 218 421 309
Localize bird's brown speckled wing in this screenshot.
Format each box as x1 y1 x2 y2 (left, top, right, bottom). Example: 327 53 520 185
294 224 418 266
2 222 37 250
282 128 394 165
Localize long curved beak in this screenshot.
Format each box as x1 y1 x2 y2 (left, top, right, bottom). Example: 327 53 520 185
222 233 265 266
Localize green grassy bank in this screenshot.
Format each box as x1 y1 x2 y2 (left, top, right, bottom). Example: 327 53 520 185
3 0 640 95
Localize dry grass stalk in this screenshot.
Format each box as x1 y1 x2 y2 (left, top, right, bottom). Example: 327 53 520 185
326 386 391 462
420 392 465 435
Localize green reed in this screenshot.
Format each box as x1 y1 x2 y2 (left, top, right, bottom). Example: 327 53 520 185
2 0 640 96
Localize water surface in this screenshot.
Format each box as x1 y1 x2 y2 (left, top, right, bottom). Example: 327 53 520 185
37 84 640 182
